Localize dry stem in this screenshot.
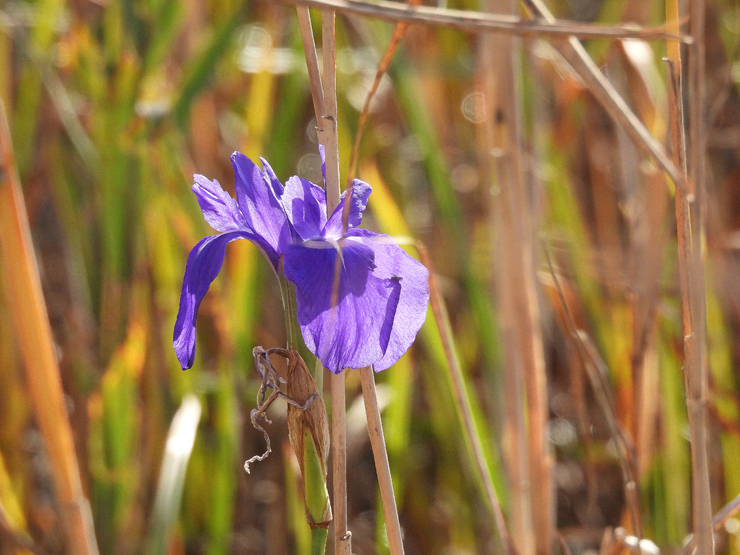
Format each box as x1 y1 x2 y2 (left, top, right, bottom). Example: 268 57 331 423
0 101 100 555
275 0 689 42
519 0 685 191
665 0 713 547
419 244 518 555
360 367 405 555
316 9 352 555
479 0 550 551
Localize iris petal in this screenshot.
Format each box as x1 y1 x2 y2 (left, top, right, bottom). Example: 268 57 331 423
231 152 290 266
192 175 246 232
282 176 327 240
324 179 372 238
173 230 262 369
284 237 402 373
346 229 430 371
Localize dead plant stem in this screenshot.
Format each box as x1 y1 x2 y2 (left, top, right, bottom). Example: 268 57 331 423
520 0 685 192
0 101 100 555
542 244 643 539
480 0 550 551
276 0 689 43
419 245 518 555
296 7 326 123
318 10 352 555
669 0 713 548
360 367 405 555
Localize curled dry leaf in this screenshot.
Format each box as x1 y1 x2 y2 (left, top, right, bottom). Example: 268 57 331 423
286 348 332 528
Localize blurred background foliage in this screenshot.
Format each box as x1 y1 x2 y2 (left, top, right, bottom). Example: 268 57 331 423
2 0 740 553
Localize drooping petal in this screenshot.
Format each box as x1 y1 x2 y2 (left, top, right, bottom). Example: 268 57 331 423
192 175 245 232
281 175 327 240
324 179 372 239
284 236 409 373
231 152 290 266
346 229 430 371
173 230 262 369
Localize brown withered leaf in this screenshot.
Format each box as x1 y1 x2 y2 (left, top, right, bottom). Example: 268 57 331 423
285 348 331 526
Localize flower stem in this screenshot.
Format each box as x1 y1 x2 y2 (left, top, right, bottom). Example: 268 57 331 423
278 261 298 348
311 528 328 555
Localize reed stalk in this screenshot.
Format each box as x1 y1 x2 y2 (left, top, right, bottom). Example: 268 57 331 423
665 0 713 547
519 0 685 190
478 1 551 551
360 367 405 555
297 7 352 553
319 12 353 555
0 101 99 555
419 245 517 555
277 0 689 42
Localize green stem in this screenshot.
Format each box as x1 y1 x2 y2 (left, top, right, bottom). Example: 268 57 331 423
278 260 298 349
310 527 328 555
278 261 318 376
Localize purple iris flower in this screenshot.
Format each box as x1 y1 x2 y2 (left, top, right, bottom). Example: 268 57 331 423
173 151 429 374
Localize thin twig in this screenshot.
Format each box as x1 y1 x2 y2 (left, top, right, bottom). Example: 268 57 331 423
296 7 326 127
360 367 405 555
346 0 421 184
418 244 519 555
684 492 740 553
274 0 690 42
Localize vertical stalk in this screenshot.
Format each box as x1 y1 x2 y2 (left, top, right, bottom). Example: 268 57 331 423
360 367 404 555
318 11 352 555
419 245 517 554
0 101 100 555
665 0 713 551
480 1 550 553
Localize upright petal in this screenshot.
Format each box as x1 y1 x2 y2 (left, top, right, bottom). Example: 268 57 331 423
281 175 327 240
173 230 262 369
231 152 290 265
324 180 372 238
283 236 408 373
347 229 430 371
259 157 285 199
192 175 245 232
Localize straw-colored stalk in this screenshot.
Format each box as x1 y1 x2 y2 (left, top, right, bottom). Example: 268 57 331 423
665 0 713 548
0 101 99 554
296 7 352 553
280 0 689 43
478 1 551 553
319 12 354 555
519 0 685 190
359 367 404 555
418 245 517 554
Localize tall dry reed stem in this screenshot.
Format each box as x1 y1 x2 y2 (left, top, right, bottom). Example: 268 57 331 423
665 0 714 547
360 367 405 555
479 1 551 551
297 7 353 553
0 101 99 555
319 13 353 555
419 245 517 555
